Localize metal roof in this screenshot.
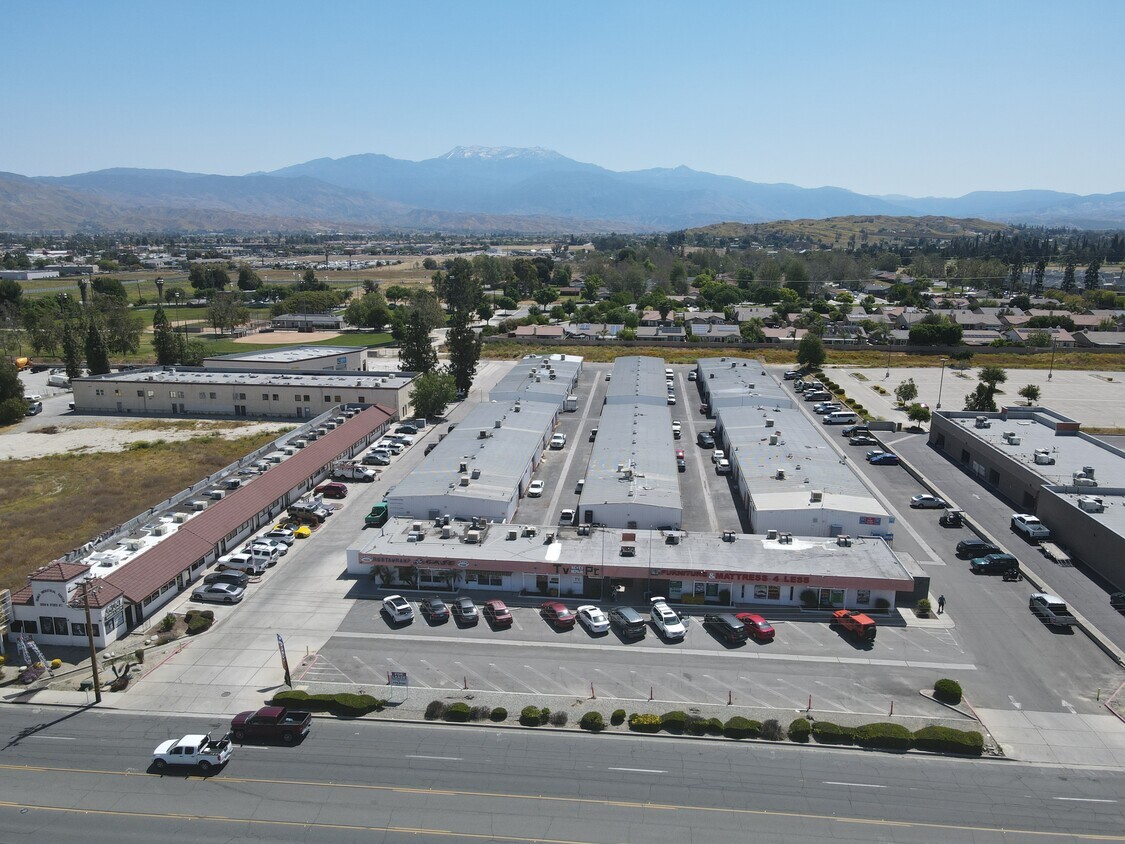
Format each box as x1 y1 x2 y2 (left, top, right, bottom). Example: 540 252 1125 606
75 366 414 390
606 356 668 404
203 345 359 364
582 403 681 513
696 356 793 410
104 405 393 602
489 355 582 407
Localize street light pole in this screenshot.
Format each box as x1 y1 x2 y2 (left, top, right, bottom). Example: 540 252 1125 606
1048 337 1056 381
936 357 948 410
82 577 103 704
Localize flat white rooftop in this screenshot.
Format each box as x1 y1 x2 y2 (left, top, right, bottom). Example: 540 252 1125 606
77 367 414 390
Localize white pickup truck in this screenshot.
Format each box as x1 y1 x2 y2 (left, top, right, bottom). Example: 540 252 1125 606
1011 513 1050 541
332 462 378 482
1029 593 1077 628
152 733 233 772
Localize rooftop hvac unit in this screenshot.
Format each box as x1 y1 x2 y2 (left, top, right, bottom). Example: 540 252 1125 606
471 468 481 479
460 474 470 486
412 522 422 533
522 526 538 537
769 434 779 446
172 513 189 524
464 530 481 544
513 403 521 412
810 490 824 502
125 539 144 551
506 529 518 541
478 430 489 439
836 535 853 546
545 531 555 544
731 361 737 368
494 419 502 428
407 531 423 542
151 524 168 536
1083 466 1096 478
765 419 775 428
577 524 591 536
619 544 636 557
666 533 680 545
722 531 736 542
1072 475 1098 487
1033 449 1055 465
775 468 786 480
441 525 452 539
766 529 778 540
459 461 468 473
191 500 208 511
1078 495 1105 513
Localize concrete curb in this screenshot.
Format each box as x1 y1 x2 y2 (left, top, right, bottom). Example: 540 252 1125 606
891 441 1125 668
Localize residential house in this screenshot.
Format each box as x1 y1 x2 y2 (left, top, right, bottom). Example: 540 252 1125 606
510 324 565 340
1074 331 1125 348
636 325 686 342
687 323 742 343
682 311 728 326
961 330 1004 346
733 306 777 325
563 322 623 340
891 309 931 331
1004 328 1075 348
761 326 808 345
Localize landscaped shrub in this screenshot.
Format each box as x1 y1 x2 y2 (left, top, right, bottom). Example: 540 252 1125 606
934 678 963 705
425 700 447 721
273 689 309 704
916 598 932 617
660 711 689 733
723 716 761 739
628 713 661 733
470 705 491 722
855 722 914 750
610 709 626 726
685 715 708 735
443 702 471 722
580 712 605 732
799 589 818 609
703 717 724 736
549 711 568 727
874 598 891 611
490 707 507 722
160 613 176 632
186 616 213 635
760 719 785 741
333 693 385 715
811 721 856 745
913 726 984 756
539 707 551 725
520 706 542 726
788 717 811 743
269 691 384 715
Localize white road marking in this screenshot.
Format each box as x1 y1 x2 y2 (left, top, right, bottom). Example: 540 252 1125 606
454 660 504 692
488 662 540 694
823 781 886 789
1054 797 1117 804
22 735 75 741
608 767 667 774
407 755 463 761
1009 695 1022 710
1061 699 1077 714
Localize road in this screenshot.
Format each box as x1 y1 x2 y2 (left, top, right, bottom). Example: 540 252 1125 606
0 707 1122 843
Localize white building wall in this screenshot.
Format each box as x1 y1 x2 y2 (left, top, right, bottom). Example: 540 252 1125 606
579 502 681 531
749 505 891 539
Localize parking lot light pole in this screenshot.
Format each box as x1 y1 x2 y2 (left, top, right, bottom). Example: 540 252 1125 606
936 357 948 409
1048 336 1057 381
82 577 103 704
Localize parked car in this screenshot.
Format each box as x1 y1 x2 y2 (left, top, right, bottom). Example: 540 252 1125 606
250 537 288 557
382 594 414 624
1110 592 1125 611
704 613 748 644
363 451 391 466
736 612 776 642
395 424 418 435
230 706 312 744
970 553 1019 574
204 571 250 589
831 609 877 642
314 481 348 499
870 452 900 465
814 402 842 414
697 431 715 448
783 370 801 380
576 605 610 634
650 597 686 640
192 582 246 604
849 434 879 446
716 458 732 474
540 601 575 629
559 508 576 525
688 370 698 381
677 458 687 473
378 439 405 454
420 596 450 623
550 433 567 449
452 597 479 624
25 400 43 416
1011 513 1050 541
910 494 947 509
842 424 870 438
1029 592 1077 627
264 528 296 546
276 522 312 539
388 433 415 446
712 449 725 464
216 552 266 576
589 428 598 442
865 449 886 461
667 395 676 405
527 480 545 497
483 599 513 627
607 606 647 639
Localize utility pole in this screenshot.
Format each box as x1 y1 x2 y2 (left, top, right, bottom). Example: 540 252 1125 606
936 357 948 409
82 577 103 703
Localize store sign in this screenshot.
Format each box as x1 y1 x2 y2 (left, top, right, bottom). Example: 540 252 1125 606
650 568 812 584
553 564 600 576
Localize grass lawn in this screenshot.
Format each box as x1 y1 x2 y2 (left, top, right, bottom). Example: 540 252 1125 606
0 430 281 594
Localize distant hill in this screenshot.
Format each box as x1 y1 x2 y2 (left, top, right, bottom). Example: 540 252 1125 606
691 215 1015 248
2 146 1125 233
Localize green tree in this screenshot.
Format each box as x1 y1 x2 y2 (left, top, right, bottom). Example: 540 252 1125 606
0 358 26 425
207 293 250 335
1061 261 1076 292
84 319 111 375
422 258 439 271
0 278 22 313
409 371 456 419
1083 259 1101 291
94 296 145 356
979 366 1007 390
344 291 391 331
398 310 438 373
907 403 932 426
297 268 329 291
583 278 599 301
895 378 918 404
533 286 559 308
964 383 996 412
951 348 974 371
432 257 482 313
385 285 412 303
406 288 446 331
152 304 179 366
446 310 482 395
237 266 262 291
61 320 84 379
1033 259 1046 295
796 333 826 369
740 319 766 343
91 277 128 299
1018 384 1041 406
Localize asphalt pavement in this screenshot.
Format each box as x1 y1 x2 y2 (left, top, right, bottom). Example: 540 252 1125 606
1 707 1124 843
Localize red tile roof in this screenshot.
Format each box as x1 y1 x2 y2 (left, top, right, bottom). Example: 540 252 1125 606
30 562 91 582
105 405 394 603
10 585 33 605
69 580 125 609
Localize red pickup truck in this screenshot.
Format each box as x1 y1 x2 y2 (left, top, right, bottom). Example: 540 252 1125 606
831 609 877 642
230 706 312 743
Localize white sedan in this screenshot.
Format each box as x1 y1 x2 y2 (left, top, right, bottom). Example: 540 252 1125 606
527 480 545 497
910 494 948 509
576 605 610 634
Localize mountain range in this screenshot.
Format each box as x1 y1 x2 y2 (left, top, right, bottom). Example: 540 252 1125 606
2 146 1124 233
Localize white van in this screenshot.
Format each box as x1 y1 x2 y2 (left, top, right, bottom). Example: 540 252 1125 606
47 373 70 388
823 410 859 425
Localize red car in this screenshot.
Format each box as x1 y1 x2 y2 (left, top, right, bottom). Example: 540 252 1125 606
314 481 348 499
736 612 776 642
540 601 575 629
482 599 513 628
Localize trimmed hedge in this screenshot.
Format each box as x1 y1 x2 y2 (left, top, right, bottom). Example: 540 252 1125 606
855 722 914 751
660 711 689 733
184 608 215 635
270 690 385 716
723 717 761 740
490 707 507 722
629 713 661 733
913 726 984 756
610 709 626 726
686 715 722 736
788 718 811 743
580 711 605 732
760 719 785 742
812 721 856 745
934 679 963 705
520 705 547 726
424 700 446 720
443 702 471 722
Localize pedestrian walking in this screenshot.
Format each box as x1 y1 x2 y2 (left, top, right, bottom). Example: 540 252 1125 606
938 594 946 614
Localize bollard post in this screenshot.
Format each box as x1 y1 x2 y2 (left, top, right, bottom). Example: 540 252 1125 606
463 676 468 690
807 694 812 713
728 690 733 706
890 700 894 717
590 683 596 700
1097 688 1101 701
649 686 654 701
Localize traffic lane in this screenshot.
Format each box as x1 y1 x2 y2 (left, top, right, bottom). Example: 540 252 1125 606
894 434 1125 650
848 446 1118 712
1 711 1124 841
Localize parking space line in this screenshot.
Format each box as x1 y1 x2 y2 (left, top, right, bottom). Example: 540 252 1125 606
558 665 593 690
736 677 793 709
814 679 884 715
698 674 741 704
660 673 695 703
522 664 574 694
774 677 849 713
488 662 540 694
781 623 827 649
454 660 504 692
416 658 457 689
383 657 432 689
593 667 649 699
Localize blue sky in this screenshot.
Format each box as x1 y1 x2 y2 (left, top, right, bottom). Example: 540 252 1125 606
4 0 1123 197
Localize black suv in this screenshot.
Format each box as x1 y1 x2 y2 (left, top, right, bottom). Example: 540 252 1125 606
608 606 647 640
704 613 748 644
956 538 1000 558
697 431 715 448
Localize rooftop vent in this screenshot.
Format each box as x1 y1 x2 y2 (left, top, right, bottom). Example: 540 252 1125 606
836 534 852 547
441 525 452 539
471 468 481 479
619 544 636 557
172 513 189 524
722 530 736 542
506 529 518 540
412 522 423 533
1078 496 1104 513
775 468 786 480
478 429 489 439
765 419 774 428
522 525 538 537
494 419 502 428
459 461 468 473
810 490 823 503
